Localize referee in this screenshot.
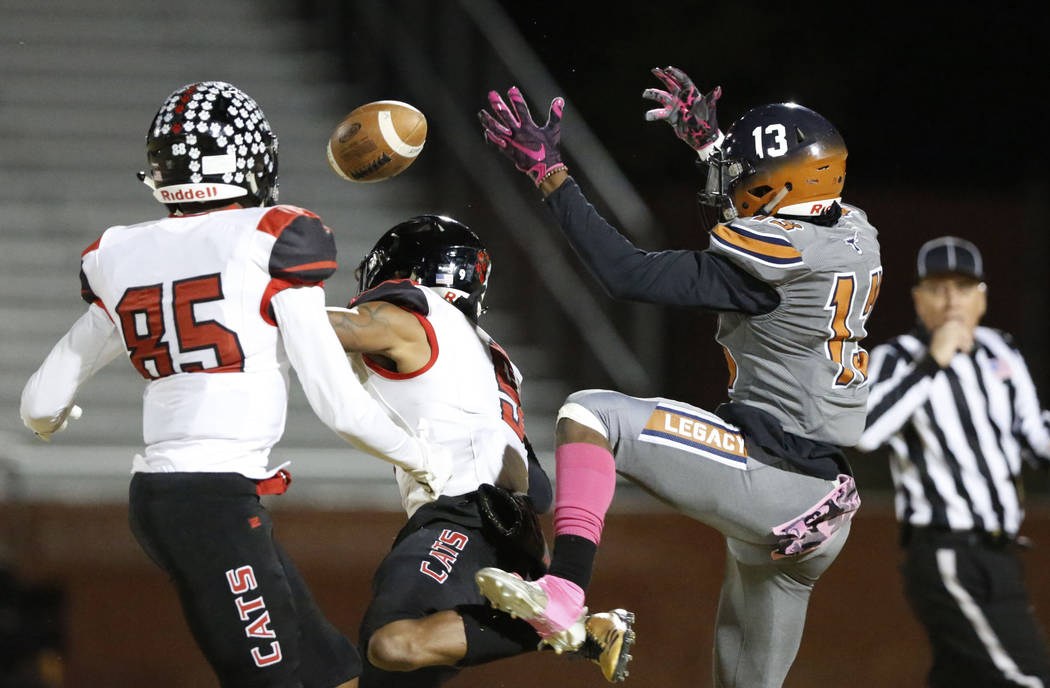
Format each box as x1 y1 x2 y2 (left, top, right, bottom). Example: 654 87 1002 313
858 236 1050 687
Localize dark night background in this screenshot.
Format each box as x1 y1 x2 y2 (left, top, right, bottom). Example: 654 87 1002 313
304 1 1050 407
2 3 1048 685
297 0 1050 487
501 3 1046 193
496 4 1050 396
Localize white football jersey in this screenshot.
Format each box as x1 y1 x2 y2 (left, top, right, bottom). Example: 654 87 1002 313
349 281 529 508
78 204 338 477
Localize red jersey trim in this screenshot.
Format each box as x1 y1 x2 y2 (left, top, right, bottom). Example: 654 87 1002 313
283 260 338 273
201 363 245 374
256 205 321 238
81 236 102 258
260 278 297 327
363 311 439 380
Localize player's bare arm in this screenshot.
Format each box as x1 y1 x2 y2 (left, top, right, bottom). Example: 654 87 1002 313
327 301 431 373
539 167 569 197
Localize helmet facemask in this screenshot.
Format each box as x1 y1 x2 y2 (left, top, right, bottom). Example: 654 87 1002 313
356 216 491 323
696 150 744 226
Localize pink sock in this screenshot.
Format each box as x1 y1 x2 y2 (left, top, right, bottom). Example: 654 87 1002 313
553 442 617 544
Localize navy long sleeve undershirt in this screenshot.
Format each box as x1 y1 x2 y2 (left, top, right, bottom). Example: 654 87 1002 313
544 177 779 315
544 178 850 479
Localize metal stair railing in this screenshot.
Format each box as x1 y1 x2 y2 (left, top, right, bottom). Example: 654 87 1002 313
338 0 666 395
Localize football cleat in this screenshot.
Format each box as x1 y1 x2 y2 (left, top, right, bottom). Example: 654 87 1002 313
578 609 636 683
543 612 587 655
475 568 586 653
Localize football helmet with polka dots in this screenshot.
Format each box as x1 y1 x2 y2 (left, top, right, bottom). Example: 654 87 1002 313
141 81 279 210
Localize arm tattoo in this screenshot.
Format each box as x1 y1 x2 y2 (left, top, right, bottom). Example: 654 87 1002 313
330 303 405 357
332 303 393 335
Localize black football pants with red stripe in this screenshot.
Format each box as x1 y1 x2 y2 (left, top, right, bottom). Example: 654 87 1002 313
129 472 360 688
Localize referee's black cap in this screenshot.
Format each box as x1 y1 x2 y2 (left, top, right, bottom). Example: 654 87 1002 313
916 236 984 283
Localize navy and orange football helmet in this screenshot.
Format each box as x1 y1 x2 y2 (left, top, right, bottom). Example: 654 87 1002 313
357 215 491 323
699 103 846 221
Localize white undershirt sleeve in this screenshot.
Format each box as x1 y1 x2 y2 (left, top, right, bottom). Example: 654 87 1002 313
271 285 430 472
20 304 123 435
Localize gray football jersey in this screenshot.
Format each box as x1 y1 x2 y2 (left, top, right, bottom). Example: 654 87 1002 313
709 204 882 446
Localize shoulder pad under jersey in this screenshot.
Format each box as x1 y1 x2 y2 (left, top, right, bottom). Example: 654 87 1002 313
261 205 337 285
350 279 430 316
79 234 105 306
709 215 810 285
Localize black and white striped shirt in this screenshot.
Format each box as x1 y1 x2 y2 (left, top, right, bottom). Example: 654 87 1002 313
857 326 1050 536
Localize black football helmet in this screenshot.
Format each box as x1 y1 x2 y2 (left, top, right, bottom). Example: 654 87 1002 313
140 81 279 211
357 215 491 322
698 103 846 221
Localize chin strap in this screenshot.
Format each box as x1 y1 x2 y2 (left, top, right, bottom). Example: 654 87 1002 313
758 183 792 215
136 170 156 189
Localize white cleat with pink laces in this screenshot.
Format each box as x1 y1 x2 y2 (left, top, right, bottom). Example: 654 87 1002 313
475 568 587 653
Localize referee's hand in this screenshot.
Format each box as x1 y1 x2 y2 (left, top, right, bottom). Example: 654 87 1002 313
929 320 974 368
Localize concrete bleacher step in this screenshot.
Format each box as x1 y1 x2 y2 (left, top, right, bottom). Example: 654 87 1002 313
1 0 261 15
0 120 350 172
0 0 566 504
1 44 332 79
0 103 343 141
0 12 303 48
0 73 349 114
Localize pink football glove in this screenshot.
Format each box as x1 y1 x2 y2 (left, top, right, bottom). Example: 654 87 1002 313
479 86 567 186
643 66 722 153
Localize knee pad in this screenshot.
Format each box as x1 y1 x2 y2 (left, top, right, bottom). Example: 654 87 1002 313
556 390 611 439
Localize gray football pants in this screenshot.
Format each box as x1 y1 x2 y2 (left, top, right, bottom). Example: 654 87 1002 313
564 389 850 688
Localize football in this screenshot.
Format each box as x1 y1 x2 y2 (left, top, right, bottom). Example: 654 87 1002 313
326 100 427 183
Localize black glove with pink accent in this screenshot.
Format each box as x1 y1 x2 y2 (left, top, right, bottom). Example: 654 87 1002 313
479 86 567 186
643 66 722 153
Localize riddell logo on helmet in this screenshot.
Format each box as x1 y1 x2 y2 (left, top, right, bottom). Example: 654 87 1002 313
153 182 247 204
159 186 221 202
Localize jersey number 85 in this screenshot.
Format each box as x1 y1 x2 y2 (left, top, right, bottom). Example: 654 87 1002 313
116 273 245 379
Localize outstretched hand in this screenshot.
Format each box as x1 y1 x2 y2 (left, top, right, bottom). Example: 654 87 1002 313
479 86 567 186
397 433 454 516
31 404 82 442
643 66 722 153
